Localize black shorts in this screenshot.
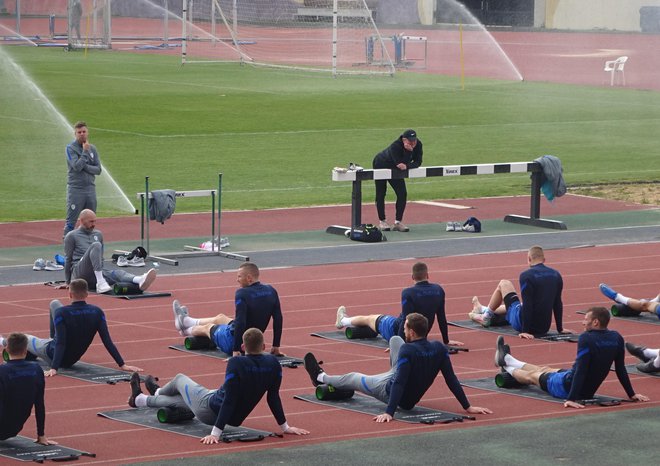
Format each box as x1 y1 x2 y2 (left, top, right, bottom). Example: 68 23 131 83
503 292 520 309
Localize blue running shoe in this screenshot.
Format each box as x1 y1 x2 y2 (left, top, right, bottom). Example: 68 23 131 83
599 283 618 301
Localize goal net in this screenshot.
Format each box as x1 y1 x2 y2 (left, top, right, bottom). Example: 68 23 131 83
182 0 395 75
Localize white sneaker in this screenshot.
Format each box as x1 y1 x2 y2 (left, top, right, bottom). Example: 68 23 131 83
44 260 64 271
336 306 348 329
118 256 145 267
172 300 189 336
33 258 46 271
392 222 409 232
137 268 157 291
96 280 112 294
446 222 455 232
378 220 391 231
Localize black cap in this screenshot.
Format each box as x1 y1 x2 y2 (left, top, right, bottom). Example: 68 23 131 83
401 129 417 141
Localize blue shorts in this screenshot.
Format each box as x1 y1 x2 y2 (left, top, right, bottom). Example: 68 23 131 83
542 370 571 399
376 315 399 342
504 293 522 332
210 321 235 354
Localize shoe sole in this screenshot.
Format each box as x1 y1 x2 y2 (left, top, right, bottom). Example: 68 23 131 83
172 300 187 335
626 343 651 362
140 269 157 291
335 306 346 329
303 353 322 386
494 336 507 367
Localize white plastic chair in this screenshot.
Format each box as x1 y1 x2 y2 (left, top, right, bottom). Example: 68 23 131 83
604 56 628 86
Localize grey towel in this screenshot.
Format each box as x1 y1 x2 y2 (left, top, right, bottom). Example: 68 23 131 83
149 189 176 224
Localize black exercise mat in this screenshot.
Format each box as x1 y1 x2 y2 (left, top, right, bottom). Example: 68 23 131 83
311 330 389 349
620 364 660 378
35 359 137 384
460 377 624 405
294 393 473 424
167 345 303 367
98 408 277 441
449 320 578 342
44 280 171 299
0 435 95 462
577 309 660 325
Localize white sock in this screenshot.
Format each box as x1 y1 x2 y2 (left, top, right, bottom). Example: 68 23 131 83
504 366 516 375
132 275 143 285
615 293 629 305
183 328 193 337
484 308 494 317
183 317 199 328
643 348 659 359
94 271 105 284
340 317 352 327
317 373 326 384
154 388 161 396
0 336 6 347
504 354 525 369
135 393 148 407
654 355 660 369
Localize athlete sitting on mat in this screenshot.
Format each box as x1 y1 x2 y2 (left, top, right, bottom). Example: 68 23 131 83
624 340 660 374
304 313 491 422
0 333 56 445
599 283 660 319
494 306 649 408
63 209 157 294
469 245 572 339
15 278 142 377
172 262 283 357
127 328 309 444
335 262 463 346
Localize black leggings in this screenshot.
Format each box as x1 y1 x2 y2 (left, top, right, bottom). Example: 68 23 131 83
374 178 407 222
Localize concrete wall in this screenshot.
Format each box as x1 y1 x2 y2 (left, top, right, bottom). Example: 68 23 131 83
544 0 660 32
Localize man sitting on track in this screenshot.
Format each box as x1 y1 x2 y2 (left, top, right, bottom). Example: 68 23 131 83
14 278 142 377
64 209 157 294
172 262 283 357
469 245 571 339
599 283 660 320
304 313 491 422
494 306 649 408
127 328 309 444
0 333 56 446
334 262 463 346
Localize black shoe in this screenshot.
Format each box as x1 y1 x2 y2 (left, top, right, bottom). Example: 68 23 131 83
144 375 160 396
128 372 143 408
304 352 324 387
626 342 651 362
494 336 510 368
636 360 660 374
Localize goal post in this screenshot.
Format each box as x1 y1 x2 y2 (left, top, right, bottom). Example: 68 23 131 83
67 0 111 51
181 0 395 76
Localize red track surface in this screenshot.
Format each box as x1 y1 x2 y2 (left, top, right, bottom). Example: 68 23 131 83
0 194 650 248
2 241 660 464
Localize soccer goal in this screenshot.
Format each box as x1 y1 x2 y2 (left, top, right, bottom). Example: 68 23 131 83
181 0 395 76
66 0 111 51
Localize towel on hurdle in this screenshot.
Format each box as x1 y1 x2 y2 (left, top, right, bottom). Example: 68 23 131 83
460 377 624 405
293 393 473 424
577 309 660 326
35 359 142 385
448 320 578 342
0 435 95 462
97 408 277 442
167 345 303 367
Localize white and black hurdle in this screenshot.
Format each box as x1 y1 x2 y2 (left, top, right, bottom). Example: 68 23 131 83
327 161 566 236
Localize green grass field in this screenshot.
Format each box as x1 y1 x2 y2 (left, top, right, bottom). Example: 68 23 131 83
1 46 659 222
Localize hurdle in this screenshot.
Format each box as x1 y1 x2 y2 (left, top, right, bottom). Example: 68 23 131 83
327 161 566 236
134 174 248 266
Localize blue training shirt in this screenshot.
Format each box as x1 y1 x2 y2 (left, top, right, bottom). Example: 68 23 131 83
208 353 286 430
519 263 564 335
386 338 470 416
232 282 283 352
0 359 46 439
398 281 449 343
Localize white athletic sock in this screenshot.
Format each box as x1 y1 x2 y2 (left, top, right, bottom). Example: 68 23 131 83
94 271 105 284
504 366 516 375
615 293 629 305
135 393 148 407
654 355 660 369
504 354 525 370
183 317 199 328
643 348 659 360
340 317 352 327
154 388 161 396
183 328 193 337
133 274 143 285
317 373 326 384
483 308 494 318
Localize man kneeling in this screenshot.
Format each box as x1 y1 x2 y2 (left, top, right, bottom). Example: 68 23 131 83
494 306 649 408
127 328 308 444
304 313 491 422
